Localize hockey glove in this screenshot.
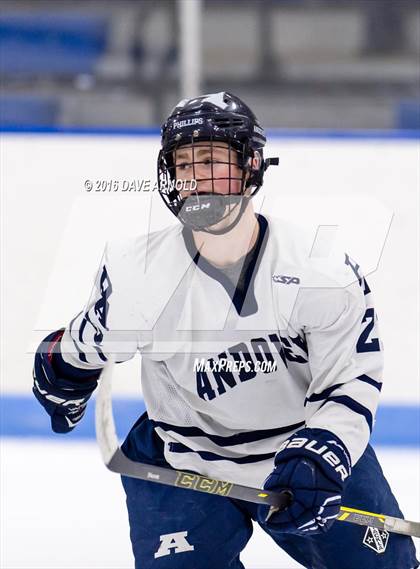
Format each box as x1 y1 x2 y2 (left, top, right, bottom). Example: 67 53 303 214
32 330 100 433
257 428 351 535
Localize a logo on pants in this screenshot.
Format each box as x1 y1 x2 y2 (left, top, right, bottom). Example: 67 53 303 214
362 526 389 554
154 530 195 558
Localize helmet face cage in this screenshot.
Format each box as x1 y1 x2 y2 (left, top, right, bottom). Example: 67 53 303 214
157 92 266 234
158 135 256 233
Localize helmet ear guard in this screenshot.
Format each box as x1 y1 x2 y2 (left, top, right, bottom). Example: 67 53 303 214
243 151 279 195
253 156 280 188
265 157 280 168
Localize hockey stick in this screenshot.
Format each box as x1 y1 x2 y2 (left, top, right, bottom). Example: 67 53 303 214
95 361 420 538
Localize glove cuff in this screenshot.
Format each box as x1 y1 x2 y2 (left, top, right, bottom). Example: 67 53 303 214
275 427 351 490
35 331 99 395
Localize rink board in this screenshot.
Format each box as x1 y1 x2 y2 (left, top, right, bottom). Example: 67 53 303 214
1 394 419 446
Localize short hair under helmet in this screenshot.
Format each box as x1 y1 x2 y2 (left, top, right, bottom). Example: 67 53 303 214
157 91 278 234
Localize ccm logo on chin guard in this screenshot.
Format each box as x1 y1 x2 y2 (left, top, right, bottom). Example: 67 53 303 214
185 203 211 212
278 437 350 482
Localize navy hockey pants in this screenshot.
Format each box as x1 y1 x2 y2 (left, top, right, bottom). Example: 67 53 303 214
121 414 419 569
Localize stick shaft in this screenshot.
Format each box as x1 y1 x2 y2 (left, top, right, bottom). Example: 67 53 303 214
107 449 420 537
108 447 291 508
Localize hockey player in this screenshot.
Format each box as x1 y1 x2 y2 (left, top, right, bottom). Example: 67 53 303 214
33 92 419 569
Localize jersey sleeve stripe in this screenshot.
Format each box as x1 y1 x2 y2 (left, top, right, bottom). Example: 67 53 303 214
356 374 382 391
69 312 88 363
304 374 382 406
68 313 107 366
304 383 345 405
79 312 108 362
168 442 276 464
320 395 374 432
152 419 305 446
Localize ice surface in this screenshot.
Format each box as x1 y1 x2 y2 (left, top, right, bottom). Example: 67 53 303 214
1 440 419 569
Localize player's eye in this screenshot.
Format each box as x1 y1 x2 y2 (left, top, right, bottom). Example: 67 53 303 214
176 162 190 170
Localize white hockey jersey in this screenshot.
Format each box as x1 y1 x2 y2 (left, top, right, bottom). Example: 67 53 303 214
61 215 383 488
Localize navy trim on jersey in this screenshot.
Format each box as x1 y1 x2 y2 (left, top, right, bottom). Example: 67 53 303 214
182 214 269 317
70 311 107 364
304 383 345 405
322 395 374 432
69 311 88 363
81 311 108 362
357 374 382 391
168 442 276 463
152 419 305 446
304 375 382 406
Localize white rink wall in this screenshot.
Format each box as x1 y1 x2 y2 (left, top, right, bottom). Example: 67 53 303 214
1 132 419 405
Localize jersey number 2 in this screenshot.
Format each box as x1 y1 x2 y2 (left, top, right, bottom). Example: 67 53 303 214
357 308 380 353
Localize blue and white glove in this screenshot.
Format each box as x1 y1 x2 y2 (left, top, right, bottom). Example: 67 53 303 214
32 330 100 433
258 428 352 535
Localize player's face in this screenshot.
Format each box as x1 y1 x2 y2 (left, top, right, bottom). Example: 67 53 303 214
174 141 243 197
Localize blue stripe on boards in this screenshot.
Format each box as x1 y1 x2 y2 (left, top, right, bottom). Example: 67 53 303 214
0 126 419 140
0 394 145 440
0 395 418 447
0 125 162 136
372 405 420 447
267 129 420 140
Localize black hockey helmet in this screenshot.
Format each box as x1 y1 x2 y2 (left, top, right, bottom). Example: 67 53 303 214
157 92 278 234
